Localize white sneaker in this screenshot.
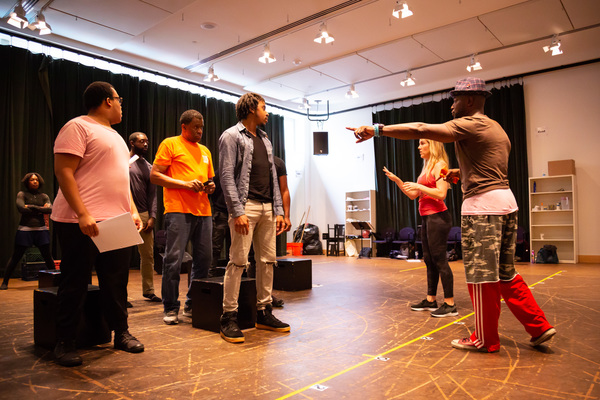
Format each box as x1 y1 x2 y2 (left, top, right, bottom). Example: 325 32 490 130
182 306 192 318
163 311 179 325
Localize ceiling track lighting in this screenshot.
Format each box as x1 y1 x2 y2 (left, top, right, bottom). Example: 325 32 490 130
543 34 563 56
298 98 311 110
314 22 334 44
345 84 359 99
392 0 413 19
400 71 416 87
466 54 482 72
258 43 276 64
7 1 28 29
203 65 220 82
7 0 55 35
31 11 51 35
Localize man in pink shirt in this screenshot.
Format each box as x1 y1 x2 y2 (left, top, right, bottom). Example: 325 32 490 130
51 81 144 367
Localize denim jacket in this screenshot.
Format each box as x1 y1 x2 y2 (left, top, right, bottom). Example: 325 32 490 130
218 122 283 218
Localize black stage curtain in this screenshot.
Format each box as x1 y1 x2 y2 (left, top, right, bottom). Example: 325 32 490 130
0 45 285 269
373 83 529 235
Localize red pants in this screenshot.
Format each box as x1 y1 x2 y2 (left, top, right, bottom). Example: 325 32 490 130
468 274 553 352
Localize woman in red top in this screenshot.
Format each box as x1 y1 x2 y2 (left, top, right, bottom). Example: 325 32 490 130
383 139 457 317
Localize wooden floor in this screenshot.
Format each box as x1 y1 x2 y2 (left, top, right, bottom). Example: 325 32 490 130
1 255 599 400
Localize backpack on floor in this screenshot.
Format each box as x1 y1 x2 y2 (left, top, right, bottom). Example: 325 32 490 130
535 245 559 264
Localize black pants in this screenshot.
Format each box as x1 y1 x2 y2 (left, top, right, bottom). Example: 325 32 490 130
54 222 131 341
3 243 54 284
211 210 230 267
421 210 454 298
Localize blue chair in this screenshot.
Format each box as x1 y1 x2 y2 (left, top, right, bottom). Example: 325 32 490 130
392 227 416 246
414 225 422 258
446 226 462 258
373 228 395 257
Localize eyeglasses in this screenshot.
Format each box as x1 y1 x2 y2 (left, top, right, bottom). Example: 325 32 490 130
110 96 123 104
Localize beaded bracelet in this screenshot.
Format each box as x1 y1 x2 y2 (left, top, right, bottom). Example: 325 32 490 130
373 123 384 137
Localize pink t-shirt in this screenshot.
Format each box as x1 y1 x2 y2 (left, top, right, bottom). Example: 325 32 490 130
51 116 131 223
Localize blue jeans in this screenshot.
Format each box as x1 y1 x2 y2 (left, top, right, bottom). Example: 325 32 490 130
161 213 212 312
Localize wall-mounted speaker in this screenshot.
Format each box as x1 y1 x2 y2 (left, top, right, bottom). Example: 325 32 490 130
313 131 328 155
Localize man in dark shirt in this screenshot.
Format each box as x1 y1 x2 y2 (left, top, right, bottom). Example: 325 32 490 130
218 93 289 343
209 169 230 276
129 132 161 303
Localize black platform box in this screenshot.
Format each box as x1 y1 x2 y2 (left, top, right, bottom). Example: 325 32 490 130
34 285 111 349
191 276 256 333
21 261 45 281
38 270 61 288
274 258 312 291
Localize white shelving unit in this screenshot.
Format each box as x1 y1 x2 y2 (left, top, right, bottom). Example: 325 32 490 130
529 175 577 263
345 190 376 256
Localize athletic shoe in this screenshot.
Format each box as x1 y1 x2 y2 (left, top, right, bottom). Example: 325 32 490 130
256 308 290 332
220 312 244 343
451 337 498 353
114 331 144 353
0 282 8 290
143 294 162 302
410 299 438 311
183 306 192 318
431 302 458 318
163 310 179 325
272 295 284 308
54 340 82 367
530 327 556 347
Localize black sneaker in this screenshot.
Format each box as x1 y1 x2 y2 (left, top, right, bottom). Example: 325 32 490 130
54 339 82 367
220 312 245 343
272 295 284 308
410 299 438 311
256 308 290 332
431 302 458 318
143 294 162 302
531 327 556 347
114 330 144 353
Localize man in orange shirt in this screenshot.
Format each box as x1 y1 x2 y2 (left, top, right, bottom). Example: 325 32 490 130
151 110 215 325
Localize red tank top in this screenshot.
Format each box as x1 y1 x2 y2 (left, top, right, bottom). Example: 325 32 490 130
417 171 448 216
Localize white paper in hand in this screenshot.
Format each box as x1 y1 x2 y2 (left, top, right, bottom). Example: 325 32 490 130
91 213 143 252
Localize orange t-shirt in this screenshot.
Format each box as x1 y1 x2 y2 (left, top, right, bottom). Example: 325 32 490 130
154 136 214 216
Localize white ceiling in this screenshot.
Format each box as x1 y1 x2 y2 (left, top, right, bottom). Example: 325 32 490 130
1 0 599 114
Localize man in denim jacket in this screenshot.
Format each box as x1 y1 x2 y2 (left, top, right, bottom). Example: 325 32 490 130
218 92 289 343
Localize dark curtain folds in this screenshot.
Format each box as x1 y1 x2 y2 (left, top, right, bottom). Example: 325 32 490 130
374 84 528 235
1 45 285 270
263 114 286 161
1 47 55 266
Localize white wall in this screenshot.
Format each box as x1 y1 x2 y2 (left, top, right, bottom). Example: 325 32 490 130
524 62 600 258
284 61 600 259
283 108 374 246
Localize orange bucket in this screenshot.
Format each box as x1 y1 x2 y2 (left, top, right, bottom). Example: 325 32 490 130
287 242 303 256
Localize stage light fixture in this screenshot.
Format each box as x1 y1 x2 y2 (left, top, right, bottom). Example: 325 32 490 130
258 43 276 63
400 71 416 87
203 65 220 82
314 23 335 44
392 1 413 19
